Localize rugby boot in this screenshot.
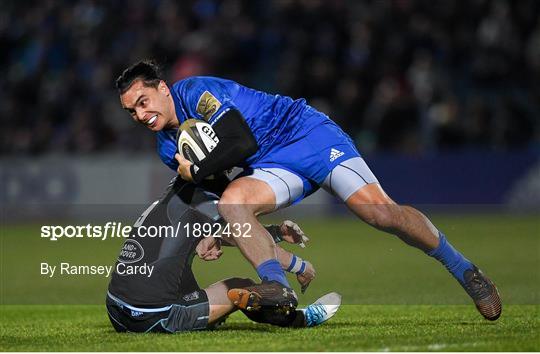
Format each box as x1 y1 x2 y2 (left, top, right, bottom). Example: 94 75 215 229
227 280 298 314
462 266 502 321
302 292 342 327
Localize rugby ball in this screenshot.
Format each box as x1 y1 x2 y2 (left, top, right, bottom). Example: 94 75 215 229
176 119 219 165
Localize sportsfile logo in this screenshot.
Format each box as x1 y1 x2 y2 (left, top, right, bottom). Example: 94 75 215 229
329 148 344 162
40 221 253 241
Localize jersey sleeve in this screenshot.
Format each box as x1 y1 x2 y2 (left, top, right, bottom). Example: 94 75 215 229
176 77 238 125
157 130 179 171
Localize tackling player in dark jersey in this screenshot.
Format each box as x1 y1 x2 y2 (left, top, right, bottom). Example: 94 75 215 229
106 176 340 333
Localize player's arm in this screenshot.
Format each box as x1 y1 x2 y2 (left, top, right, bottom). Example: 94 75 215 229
182 109 258 183
275 246 315 294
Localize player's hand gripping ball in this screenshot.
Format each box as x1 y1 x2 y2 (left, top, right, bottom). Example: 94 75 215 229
176 119 219 165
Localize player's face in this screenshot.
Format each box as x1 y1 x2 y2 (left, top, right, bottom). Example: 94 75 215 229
120 80 177 131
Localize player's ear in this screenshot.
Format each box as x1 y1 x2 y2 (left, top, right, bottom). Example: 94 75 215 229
158 80 170 95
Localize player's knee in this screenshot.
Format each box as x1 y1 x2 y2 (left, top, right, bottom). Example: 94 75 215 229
220 184 248 205
217 198 242 220
347 183 395 206
218 188 256 217
221 277 256 289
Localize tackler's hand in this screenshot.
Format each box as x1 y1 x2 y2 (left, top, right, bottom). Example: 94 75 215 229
196 236 222 261
296 260 316 294
280 220 310 248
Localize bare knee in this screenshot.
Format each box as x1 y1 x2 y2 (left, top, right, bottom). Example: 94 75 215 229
221 277 255 290
218 182 272 218
218 186 250 218
219 183 248 205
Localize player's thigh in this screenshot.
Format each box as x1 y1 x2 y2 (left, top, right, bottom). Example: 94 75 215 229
228 167 307 213
219 175 276 215
322 157 399 224
322 156 381 202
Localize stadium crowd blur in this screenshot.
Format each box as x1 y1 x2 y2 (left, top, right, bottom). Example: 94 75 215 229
1 0 539 155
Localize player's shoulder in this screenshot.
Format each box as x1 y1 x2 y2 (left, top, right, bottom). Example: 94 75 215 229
172 76 236 93
172 76 241 120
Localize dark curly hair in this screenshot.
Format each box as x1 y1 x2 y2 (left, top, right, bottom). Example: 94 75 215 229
115 59 163 94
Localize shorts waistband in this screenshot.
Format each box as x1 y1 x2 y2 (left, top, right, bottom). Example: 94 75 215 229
107 291 172 313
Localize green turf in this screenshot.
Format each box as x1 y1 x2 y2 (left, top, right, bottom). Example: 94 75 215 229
1 305 538 351
1 214 539 350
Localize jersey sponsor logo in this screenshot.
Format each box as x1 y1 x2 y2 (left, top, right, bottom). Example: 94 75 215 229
182 291 200 302
117 239 144 264
329 148 344 162
196 91 222 120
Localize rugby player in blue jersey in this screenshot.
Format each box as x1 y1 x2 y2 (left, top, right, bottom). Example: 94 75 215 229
116 60 501 320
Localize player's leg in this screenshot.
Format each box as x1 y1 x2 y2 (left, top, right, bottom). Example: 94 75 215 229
204 277 255 325
108 279 248 333
195 277 342 329
218 176 278 269
206 277 340 329
345 182 440 251
324 157 502 320
323 157 439 251
218 230 315 293
217 168 306 291
241 292 342 328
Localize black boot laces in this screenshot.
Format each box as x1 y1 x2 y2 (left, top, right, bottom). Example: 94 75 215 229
466 270 491 299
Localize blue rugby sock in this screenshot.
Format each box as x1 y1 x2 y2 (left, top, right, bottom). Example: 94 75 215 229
427 232 474 284
256 259 290 287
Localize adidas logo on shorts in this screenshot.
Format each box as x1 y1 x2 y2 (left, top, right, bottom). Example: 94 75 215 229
329 148 344 162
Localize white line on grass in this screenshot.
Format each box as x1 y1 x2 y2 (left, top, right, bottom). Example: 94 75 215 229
378 341 483 351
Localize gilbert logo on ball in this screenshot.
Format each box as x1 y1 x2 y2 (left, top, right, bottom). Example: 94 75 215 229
177 119 220 165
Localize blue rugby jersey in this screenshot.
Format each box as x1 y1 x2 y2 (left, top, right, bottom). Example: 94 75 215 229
157 76 329 171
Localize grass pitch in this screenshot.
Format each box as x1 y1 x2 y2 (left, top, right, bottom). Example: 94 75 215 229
1 305 538 351
1 213 539 351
